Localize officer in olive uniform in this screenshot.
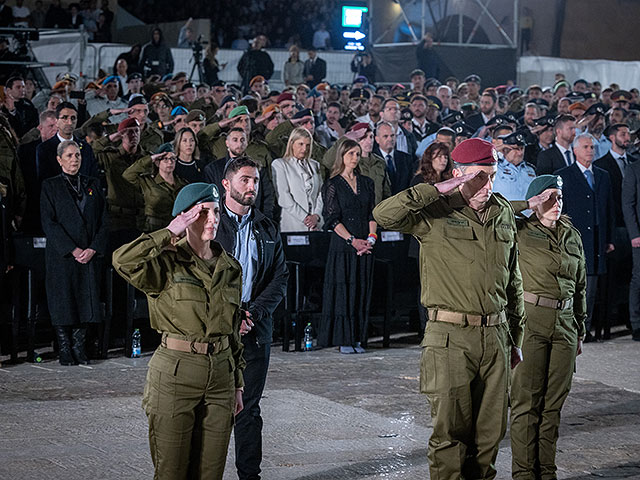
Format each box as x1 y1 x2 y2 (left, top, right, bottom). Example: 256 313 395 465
92 118 147 245
113 183 247 480
509 175 587 480
81 96 165 154
373 138 526 480
123 143 188 232
0 114 26 227
198 106 273 171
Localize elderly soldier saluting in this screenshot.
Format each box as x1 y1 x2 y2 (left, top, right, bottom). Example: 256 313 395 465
373 138 525 479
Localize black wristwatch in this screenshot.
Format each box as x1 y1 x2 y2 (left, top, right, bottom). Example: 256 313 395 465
346 235 355 245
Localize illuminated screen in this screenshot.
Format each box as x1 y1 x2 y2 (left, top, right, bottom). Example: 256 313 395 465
342 6 368 28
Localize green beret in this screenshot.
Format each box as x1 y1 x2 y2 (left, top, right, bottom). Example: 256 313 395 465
155 142 174 154
525 175 563 201
172 183 220 216
228 105 250 119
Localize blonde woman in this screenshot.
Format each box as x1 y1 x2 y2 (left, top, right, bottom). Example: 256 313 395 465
271 127 324 232
282 45 304 86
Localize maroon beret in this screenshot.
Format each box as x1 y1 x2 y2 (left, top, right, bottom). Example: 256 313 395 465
451 138 498 166
118 117 140 132
277 92 294 104
348 122 372 133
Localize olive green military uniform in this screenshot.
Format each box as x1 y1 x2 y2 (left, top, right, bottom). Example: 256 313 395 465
323 137 391 205
373 184 525 480
122 155 188 232
188 97 217 121
265 120 327 175
197 122 273 171
0 126 26 221
82 110 165 153
509 207 587 480
93 136 146 232
113 229 245 480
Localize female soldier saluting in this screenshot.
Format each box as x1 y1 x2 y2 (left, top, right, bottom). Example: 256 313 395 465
113 182 251 480
509 175 587 480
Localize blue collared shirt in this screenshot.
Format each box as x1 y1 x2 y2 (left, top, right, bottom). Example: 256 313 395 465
225 206 257 303
493 157 537 201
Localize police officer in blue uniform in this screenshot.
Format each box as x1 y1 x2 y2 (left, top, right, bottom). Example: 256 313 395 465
494 130 537 200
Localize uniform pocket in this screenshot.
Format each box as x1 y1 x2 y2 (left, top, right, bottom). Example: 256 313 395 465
442 225 476 263
144 350 181 416
171 283 207 328
559 243 582 279
419 329 467 394
495 225 515 267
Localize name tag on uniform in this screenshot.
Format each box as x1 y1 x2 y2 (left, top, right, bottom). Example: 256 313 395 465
446 218 469 227
173 275 204 287
381 231 403 242
527 230 547 240
287 235 310 246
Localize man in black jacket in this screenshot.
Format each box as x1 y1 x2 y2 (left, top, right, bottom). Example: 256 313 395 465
536 114 576 174
303 48 327 89
215 156 289 480
237 35 274 93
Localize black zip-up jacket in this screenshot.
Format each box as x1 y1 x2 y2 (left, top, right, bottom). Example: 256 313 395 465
216 206 289 344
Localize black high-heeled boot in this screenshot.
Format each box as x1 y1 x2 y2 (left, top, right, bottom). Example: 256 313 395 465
71 327 90 365
55 327 77 366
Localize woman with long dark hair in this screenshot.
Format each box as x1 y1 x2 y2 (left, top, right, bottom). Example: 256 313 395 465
173 127 206 183
319 139 377 353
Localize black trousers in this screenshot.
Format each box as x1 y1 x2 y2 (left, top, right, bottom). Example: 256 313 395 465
630 247 640 334
234 337 271 480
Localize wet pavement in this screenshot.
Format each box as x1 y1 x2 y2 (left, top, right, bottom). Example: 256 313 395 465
1 331 639 479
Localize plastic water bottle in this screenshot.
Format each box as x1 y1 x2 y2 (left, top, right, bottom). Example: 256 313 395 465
303 323 313 351
132 329 141 358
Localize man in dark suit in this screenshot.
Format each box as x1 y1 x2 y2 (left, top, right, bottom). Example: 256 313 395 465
556 133 615 342
595 124 636 331
17 110 58 234
374 121 413 195
35 102 99 184
464 90 497 132
537 114 576 174
622 159 640 340
303 48 327 89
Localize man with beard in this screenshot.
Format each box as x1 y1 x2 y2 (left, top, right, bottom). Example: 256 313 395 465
522 103 542 129
215 156 288 480
203 127 275 218
356 93 383 127
536 114 577 175
465 90 497 132
410 94 432 143
595 123 636 336
344 88 370 126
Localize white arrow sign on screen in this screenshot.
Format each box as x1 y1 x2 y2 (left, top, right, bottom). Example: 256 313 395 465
343 31 366 41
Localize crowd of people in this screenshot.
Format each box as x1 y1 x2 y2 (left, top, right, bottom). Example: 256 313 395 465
2 21 640 479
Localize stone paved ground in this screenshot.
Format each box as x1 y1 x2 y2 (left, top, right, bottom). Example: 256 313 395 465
1 332 639 479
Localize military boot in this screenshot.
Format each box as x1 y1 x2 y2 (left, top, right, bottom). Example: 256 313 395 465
55 327 77 366
71 327 90 365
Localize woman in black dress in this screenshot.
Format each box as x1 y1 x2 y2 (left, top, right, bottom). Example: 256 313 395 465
319 139 377 354
172 127 206 183
40 141 108 365
409 142 453 332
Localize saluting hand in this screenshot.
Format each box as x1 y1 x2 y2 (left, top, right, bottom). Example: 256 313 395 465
435 170 486 196
527 189 553 210
167 203 205 238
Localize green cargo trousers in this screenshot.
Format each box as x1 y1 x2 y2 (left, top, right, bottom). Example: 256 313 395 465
420 320 511 480
510 303 578 480
142 345 236 480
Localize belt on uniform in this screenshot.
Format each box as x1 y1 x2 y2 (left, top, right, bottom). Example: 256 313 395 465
428 309 506 326
108 204 140 216
523 291 573 310
161 332 230 355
